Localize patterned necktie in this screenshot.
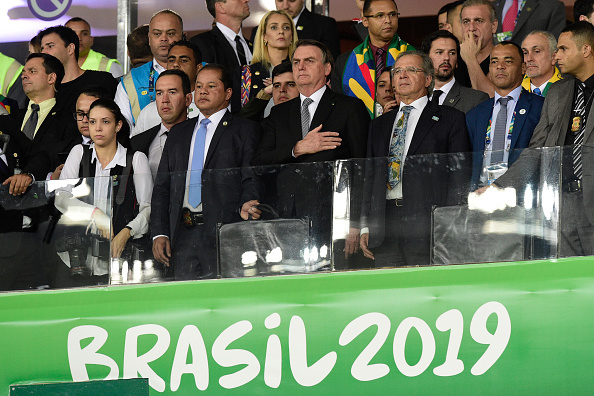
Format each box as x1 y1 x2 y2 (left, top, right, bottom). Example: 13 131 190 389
432 90 443 104
240 65 252 107
502 0 518 32
22 103 40 140
188 118 211 208
301 97 313 138
387 106 413 189
235 35 247 66
573 82 586 179
375 48 385 78
533 87 542 96
491 96 510 163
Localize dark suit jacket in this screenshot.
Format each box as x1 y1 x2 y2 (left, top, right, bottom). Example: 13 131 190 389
249 8 341 61
151 111 261 246
493 0 566 45
360 100 471 248
3 102 79 170
442 80 489 114
232 62 271 113
496 77 594 225
466 89 544 187
190 26 252 74
130 124 160 157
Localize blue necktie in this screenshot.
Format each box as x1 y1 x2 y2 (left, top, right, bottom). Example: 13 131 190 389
533 87 542 96
188 118 211 207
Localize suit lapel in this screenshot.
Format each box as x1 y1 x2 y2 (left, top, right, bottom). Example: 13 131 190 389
407 100 439 156
289 97 304 142
513 0 537 34
510 92 530 151
557 81 575 144
213 26 240 68
205 111 232 168
443 82 461 108
309 88 335 131
378 111 397 157
180 118 198 171
476 99 494 153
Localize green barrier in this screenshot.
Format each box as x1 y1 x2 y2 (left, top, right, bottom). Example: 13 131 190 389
1 257 593 395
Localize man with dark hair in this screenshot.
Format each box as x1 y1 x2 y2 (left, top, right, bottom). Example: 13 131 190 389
438 1 459 30
575 0 594 24
127 25 153 68
493 0 565 45
238 59 299 121
39 25 118 116
133 40 203 134
2 53 78 170
332 0 414 118
466 42 544 188
521 30 563 96
116 10 184 126
190 0 252 73
421 29 488 113
255 0 341 60
65 17 123 78
254 40 370 256
458 0 498 96
491 21 594 257
446 0 465 42
151 63 261 280
131 69 193 177
359 50 470 267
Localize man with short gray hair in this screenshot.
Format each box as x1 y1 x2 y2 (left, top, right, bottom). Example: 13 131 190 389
359 51 470 267
521 30 563 96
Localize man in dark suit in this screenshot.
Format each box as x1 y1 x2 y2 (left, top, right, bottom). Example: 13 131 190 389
467 41 544 188
2 53 78 171
493 0 565 45
491 22 594 257
131 70 193 177
0 130 52 291
422 30 489 113
151 64 261 280
267 0 340 60
359 51 470 267
190 0 252 74
253 40 370 255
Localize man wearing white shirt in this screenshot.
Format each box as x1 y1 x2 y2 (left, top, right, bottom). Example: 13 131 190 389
151 64 261 280
466 42 544 188
360 51 470 267
115 9 184 126
132 40 202 136
422 29 488 113
190 0 253 74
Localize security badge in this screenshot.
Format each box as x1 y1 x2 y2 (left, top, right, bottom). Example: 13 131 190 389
572 116 581 132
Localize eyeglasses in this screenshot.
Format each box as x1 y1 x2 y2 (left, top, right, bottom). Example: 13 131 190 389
73 111 90 121
364 11 400 21
392 66 424 76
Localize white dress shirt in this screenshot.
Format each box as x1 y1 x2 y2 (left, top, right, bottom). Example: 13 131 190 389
299 85 327 128
56 143 153 274
530 80 548 94
115 58 166 127
386 95 429 200
483 85 522 170
183 108 228 212
146 123 169 178
432 77 456 105
216 22 252 65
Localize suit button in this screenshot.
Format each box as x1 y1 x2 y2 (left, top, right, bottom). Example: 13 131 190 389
255 71 260 76
253 85 258 89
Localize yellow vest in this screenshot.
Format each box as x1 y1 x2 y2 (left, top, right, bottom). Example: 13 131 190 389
522 66 562 96
81 49 121 73
0 52 23 97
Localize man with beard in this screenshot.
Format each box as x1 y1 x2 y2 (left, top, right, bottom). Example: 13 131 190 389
521 31 563 97
422 30 488 113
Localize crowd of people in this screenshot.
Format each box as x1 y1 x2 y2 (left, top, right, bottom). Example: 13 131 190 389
0 0 592 291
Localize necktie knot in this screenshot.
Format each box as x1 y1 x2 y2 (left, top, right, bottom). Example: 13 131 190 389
498 96 510 106
401 105 413 115
31 104 40 112
533 87 542 96
200 118 211 127
432 90 443 104
302 97 313 109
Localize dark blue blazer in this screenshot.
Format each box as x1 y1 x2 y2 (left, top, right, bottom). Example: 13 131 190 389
466 89 544 187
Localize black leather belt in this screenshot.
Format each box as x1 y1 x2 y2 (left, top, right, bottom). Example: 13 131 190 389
565 179 582 193
387 198 404 207
182 208 203 229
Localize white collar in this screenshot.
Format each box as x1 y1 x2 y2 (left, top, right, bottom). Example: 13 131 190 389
293 6 306 24
438 76 456 95
398 95 428 112
300 85 326 104
152 58 166 74
494 84 522 104
198 107 228 127
90 142 127 170
159 123 169 137
217 22 242 40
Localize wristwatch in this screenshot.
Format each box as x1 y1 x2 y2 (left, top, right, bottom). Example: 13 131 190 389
125 225 135 237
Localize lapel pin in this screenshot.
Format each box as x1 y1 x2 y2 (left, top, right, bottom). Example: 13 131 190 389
519 109 526 114
432 116 439 121
526 7 532 11
52 112 56 115
297 26 303 30
13 153 18 157
223 121 228 126
449 99 454 103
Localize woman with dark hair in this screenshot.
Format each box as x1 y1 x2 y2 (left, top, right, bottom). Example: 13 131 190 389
238 10 297 106
55 98 152 280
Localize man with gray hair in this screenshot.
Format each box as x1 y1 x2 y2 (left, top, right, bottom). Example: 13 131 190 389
521 30 563 96
359 51 470 267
